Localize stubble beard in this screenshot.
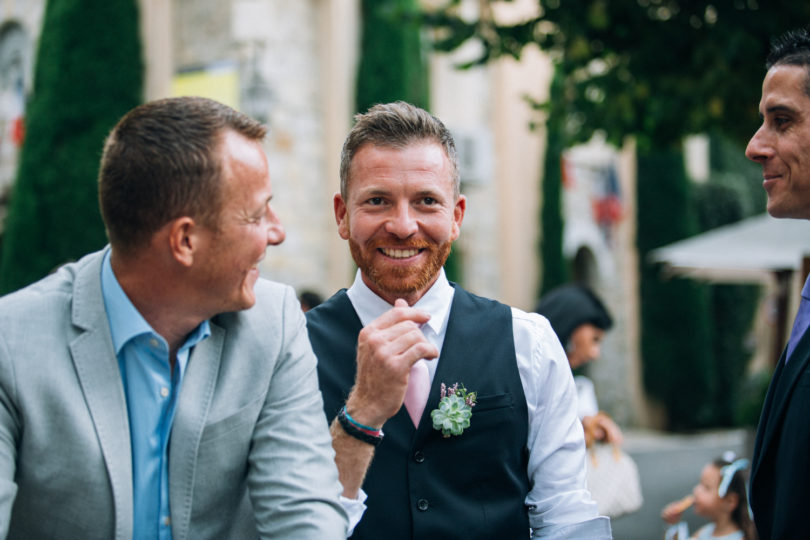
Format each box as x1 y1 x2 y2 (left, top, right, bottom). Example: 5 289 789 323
349 238 452 299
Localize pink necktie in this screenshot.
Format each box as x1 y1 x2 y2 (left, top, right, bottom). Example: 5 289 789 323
404 359 430 427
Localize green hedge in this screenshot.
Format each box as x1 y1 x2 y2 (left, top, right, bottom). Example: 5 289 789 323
699 133 765 427
695 183 760 426
638 146 714 430
538 65 568 297
639 136 764 429
356 0 428 113
0 0 142 293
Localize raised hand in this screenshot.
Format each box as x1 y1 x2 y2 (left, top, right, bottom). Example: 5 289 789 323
345 298 439 428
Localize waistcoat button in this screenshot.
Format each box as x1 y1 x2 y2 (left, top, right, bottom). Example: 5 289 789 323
417 498 429 511
413 450 425 463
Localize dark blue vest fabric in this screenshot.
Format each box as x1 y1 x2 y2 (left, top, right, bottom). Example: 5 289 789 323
306 286 530 540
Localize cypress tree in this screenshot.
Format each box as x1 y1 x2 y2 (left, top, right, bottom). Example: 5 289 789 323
356 0 429 114
538 65 568 297
0 0 142 293
637 146 714 430
355 0 463 282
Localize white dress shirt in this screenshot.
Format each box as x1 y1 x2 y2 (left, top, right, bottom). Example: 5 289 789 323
346 269 609 538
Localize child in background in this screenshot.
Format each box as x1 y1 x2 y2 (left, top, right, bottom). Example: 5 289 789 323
661 453 757 540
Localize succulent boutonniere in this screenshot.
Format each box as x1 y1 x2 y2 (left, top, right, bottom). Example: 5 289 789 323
430 382 476 438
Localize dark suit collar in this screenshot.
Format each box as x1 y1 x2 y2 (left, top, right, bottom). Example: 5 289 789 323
772 332 810 422
752 336 810 485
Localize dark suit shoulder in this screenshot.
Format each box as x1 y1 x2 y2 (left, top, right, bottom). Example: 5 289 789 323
305 289 356 332
448 282 509 309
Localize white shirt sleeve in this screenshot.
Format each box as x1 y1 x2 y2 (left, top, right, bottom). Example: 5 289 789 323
512 308 612 538
340 489 367 537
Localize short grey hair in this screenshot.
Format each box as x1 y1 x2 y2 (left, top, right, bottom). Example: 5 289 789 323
339 101 460 199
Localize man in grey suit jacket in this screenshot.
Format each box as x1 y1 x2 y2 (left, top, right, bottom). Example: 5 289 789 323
0 97 348 539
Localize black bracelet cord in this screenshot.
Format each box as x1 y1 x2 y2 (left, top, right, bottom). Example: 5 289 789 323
337 406 384 447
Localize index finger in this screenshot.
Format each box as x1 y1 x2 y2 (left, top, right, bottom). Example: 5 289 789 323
368 298 431 330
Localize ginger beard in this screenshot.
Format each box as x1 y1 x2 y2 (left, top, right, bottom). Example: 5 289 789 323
349 236 452 299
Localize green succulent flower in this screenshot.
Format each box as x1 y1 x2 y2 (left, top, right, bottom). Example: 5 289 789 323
430 383 476 438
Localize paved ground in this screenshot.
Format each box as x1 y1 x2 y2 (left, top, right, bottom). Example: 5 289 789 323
608 428 752 540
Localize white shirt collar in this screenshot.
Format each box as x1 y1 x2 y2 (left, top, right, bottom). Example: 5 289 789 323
346 268 455 336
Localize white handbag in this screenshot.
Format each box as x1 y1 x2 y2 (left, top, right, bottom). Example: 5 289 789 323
585 443 644 518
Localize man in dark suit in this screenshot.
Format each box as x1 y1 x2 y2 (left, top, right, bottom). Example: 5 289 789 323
306 101 611 539
746 27 810 540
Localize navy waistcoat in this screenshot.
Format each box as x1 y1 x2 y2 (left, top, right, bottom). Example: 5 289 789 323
306 285 530 540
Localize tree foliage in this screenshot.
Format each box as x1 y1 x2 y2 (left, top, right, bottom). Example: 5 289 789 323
425 1 810 149
422 0 807 427
0 0 142 293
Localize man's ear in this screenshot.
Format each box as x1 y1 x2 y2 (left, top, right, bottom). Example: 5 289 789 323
450 194 466 242
167 217 197 267
334 192 350 240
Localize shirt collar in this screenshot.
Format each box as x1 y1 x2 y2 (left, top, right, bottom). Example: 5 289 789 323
101 250 210 354
346 268 455 336
802 273 810 300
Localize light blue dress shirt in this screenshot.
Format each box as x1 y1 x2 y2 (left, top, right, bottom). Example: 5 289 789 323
101 252 210 540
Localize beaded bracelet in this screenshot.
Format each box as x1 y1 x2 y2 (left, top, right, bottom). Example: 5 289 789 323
337 406 384 447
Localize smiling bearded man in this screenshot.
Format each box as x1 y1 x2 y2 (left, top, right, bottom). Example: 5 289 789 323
348 235 451 300
305 101 611 540
340 138 457 304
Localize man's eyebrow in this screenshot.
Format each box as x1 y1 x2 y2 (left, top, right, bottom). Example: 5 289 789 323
357 188 391 198
765 104 797 115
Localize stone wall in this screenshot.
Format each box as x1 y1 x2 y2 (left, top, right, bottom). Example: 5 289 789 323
173 0 335 296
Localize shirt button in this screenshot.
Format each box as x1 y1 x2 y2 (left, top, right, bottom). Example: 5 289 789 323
163 516 171 526
417 498 429 511
149 338 159 348
413 451 425 463
160 387 169 398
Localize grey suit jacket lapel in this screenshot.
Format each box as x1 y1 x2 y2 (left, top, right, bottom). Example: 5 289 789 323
168 322 224 540
68 249 133 540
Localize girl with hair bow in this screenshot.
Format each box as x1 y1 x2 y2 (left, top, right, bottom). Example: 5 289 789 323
661 452 757 540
